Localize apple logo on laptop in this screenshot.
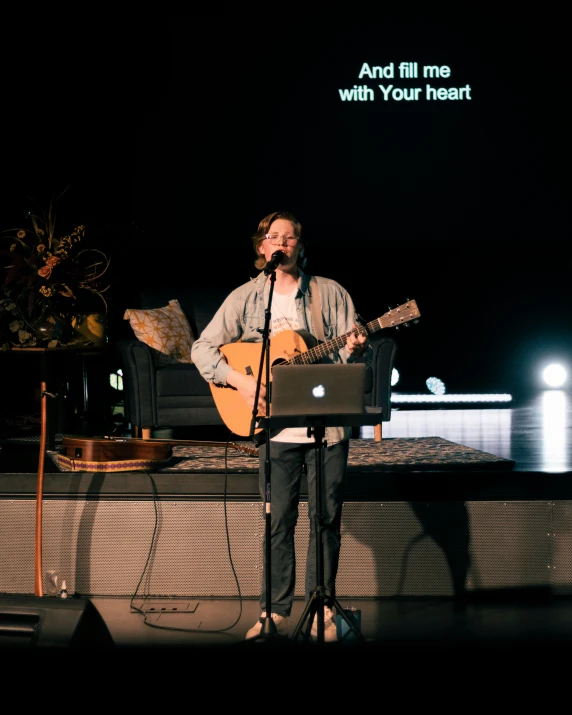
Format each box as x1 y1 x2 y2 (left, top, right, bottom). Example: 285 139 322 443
312 384 326 398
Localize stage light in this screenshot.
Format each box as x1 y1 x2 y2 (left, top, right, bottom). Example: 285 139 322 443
542 363 567 388
426 377 446 395
109 369 123 391
391 368 399 387
391 394 513 404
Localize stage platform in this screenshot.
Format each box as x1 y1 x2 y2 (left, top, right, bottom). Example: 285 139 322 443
1 392 572 663
1 391 570 493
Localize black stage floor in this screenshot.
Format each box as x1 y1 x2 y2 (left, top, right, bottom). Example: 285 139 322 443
1 391 572 671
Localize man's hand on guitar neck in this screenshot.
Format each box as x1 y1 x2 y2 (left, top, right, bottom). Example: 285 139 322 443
345 323 368 357
226 369 267 416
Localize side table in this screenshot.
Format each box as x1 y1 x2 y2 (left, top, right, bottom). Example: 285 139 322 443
1 346 107 450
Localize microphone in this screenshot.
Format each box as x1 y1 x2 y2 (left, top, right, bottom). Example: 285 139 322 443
264 250 285 275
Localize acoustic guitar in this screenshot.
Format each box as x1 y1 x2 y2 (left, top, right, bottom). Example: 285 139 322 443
210 299 421 437
61 436 258 464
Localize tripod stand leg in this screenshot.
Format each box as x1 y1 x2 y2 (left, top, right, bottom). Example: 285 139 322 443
293 593 367 644
292 426 345 645
291 591 321 642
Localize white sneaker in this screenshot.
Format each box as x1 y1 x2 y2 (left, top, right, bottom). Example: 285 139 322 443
311 606 338 642
245 611 290 639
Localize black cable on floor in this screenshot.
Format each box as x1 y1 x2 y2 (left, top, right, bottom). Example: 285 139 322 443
129 434 247 636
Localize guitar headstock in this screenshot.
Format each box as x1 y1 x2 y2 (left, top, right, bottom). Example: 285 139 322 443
378 299 421 330
231 442 259 457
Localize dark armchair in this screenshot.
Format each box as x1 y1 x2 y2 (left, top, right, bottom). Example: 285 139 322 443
117 290 396 441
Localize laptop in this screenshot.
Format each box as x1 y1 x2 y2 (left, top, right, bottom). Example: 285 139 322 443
270 363 367 417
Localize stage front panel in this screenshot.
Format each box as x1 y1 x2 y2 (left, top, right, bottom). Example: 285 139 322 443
0 499 566 597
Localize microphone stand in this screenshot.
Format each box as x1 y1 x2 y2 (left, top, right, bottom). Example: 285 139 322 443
247 265 282 642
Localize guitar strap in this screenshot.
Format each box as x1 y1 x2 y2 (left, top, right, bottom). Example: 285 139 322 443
309 275 325 343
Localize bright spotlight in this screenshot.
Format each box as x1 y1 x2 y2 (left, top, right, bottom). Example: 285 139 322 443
542 363 567 388
426 377 446 395
391 368 399 387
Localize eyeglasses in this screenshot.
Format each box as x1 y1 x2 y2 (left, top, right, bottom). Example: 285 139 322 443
264 233 299 246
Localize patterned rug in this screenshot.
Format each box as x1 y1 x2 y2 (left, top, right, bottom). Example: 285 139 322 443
50 437 515 473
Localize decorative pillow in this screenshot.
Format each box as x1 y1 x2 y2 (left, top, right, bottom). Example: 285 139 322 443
124 299 195 367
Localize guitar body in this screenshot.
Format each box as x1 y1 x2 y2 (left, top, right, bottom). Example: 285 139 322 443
209 300 421 437
62 437 172 462
211 330 317 437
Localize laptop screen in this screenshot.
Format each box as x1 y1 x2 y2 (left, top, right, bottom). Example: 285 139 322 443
270 363 366 417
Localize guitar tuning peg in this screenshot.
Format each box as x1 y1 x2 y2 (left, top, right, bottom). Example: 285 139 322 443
413 319 419 324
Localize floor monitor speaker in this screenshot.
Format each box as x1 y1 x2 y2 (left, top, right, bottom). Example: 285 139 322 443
0 595 115 649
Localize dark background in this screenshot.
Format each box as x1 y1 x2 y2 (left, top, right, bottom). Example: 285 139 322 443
1 16 569 400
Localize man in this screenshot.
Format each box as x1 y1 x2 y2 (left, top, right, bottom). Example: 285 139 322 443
191 210 371 641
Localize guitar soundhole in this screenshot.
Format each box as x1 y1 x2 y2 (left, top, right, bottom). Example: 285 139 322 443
74 448 82 458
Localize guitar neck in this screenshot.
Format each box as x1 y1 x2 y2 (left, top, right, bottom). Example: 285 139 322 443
107 436 259 457
288 321 377 365
286 300 419 365
120 437 232 447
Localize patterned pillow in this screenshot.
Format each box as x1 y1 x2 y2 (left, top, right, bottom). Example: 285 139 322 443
124 299 195 367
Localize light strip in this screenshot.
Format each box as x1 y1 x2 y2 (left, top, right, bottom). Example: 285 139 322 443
391 393 513 404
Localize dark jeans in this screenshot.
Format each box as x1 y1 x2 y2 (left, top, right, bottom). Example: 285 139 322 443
257 437 350 616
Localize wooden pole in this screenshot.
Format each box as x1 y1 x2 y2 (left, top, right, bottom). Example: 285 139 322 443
35 380 48 597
